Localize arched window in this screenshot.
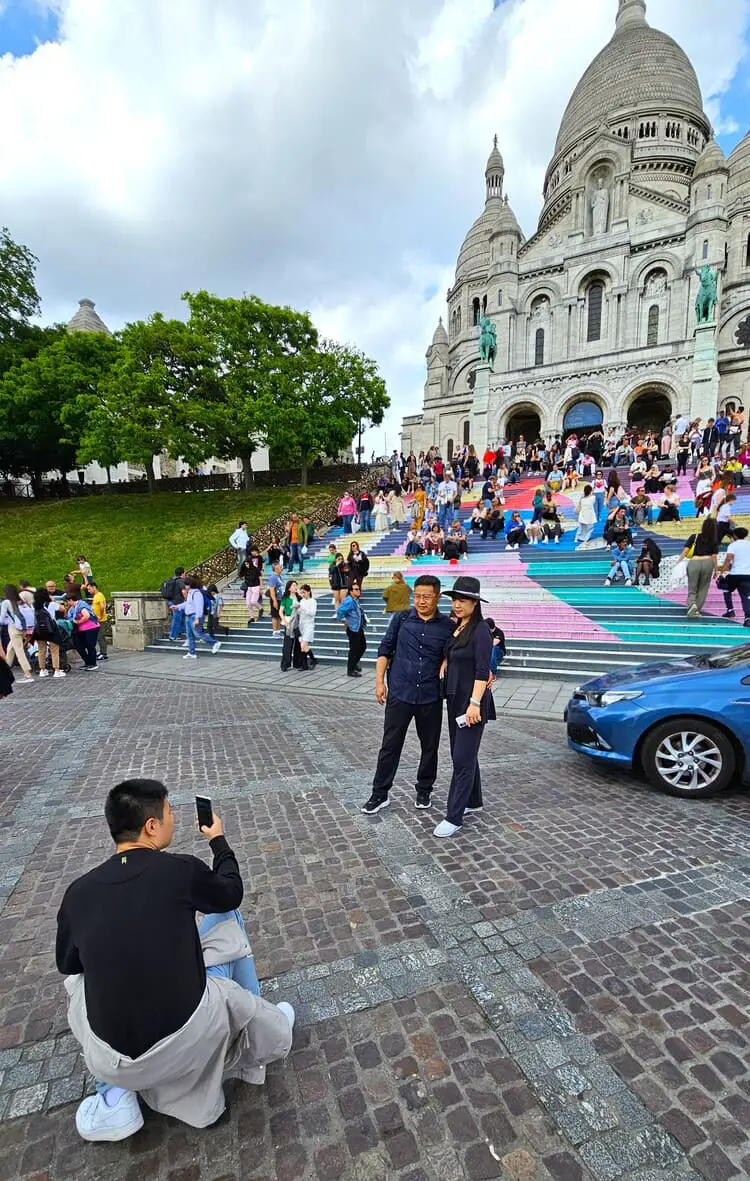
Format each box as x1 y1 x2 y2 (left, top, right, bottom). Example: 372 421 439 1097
498 288 503 307
472 297 480 326
534 328 545 366
703 239 709 260
447 439 454 461
707 183 712 200
482 295 487 315
587 281 604 342
463 420 471 446
457 306 462 332
746 233 750 268
647 304 659 347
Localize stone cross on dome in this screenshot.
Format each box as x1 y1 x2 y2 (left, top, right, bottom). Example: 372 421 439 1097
616 0 647 31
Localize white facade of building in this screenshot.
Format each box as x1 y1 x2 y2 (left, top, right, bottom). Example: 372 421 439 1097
403 0 750 457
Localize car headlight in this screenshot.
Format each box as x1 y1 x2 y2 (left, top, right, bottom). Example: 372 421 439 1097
585 689 644 708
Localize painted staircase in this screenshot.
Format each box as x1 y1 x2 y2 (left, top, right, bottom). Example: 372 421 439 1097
147 471 750 680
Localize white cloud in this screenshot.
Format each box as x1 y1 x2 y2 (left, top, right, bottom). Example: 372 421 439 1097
0 0 747 457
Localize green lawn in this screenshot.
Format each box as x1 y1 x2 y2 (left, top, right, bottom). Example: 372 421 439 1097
0 487 341 592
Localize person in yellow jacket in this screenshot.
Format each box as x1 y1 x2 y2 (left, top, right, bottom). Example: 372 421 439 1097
85 580 108 661
382 572 412 615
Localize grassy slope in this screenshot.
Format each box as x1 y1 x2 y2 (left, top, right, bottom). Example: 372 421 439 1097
0 487 340 592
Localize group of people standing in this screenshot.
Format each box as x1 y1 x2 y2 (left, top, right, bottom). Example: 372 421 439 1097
0 556 108 684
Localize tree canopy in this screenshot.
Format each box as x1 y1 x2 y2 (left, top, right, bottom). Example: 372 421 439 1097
0 234 390 489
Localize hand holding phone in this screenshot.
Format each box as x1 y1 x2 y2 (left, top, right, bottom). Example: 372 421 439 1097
455 714 468 728
196 795 223 840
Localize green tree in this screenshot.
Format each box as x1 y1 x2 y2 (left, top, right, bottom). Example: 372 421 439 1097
0 227 52 381
184 290 318 487
90 314 221 491
267 339 389 484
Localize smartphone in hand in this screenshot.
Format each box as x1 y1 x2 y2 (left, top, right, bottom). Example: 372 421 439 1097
455 714 468 728
196 795 213 830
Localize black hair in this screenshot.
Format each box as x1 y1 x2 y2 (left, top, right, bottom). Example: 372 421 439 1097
447 599 484 653
87 580 98 588
207 583 219 593
733 527 748 539
414 574 441 594
699 515 719 547
175 566 185 576
105 778 168 843
33 588 50 610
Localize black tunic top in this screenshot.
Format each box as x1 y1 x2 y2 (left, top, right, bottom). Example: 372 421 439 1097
445 621 497 721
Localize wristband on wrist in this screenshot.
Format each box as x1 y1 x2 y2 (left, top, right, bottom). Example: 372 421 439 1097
470 697 481 707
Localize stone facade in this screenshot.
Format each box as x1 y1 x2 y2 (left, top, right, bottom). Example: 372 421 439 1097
403 0 750 457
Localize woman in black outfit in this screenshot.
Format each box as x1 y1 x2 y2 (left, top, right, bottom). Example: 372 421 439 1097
434 577 496 838
347 542 370 588
540 493 563 543
676 433 691 476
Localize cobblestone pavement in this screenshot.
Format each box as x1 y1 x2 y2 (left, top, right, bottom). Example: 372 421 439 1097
0 664 748 1179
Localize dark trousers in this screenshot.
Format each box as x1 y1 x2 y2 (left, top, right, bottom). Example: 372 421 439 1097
73 626 100 669
372 698 443 800
286 543 304 573
677 451 689 475
445 707 485 826
347 627 367 673
723 575 750 619
207 614 229 638
281 632 302 670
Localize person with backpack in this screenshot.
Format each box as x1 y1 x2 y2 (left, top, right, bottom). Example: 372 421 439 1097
181 577 221 658
161 568 187 642
33 587 66 677
0 584 35 682
361 575 453 815
64 587 101 671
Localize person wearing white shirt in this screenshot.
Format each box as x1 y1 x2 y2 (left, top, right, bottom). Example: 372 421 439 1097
719 527 750 625
0 585 34 681
228 522 250 575
436 478 458 531
673 414 690 439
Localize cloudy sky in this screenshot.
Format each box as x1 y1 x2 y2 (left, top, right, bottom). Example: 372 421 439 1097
0 0 748 457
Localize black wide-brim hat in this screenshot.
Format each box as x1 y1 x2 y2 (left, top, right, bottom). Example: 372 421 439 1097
442 575 488 603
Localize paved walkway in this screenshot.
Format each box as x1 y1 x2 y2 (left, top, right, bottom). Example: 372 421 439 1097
106 650 577 719
0 661 748 1179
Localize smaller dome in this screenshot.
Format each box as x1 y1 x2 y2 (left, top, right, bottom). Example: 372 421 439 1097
455 199 521 281
693 139 727 179
67 298 111 335
728 127 750 202
431 317 448 347
486 134 504 176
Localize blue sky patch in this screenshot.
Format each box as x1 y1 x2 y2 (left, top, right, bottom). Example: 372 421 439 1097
0 1 60 59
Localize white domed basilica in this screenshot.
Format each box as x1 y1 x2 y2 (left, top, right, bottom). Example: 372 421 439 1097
402 0 750 457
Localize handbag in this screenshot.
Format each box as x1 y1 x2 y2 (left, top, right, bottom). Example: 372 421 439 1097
669 558 688 587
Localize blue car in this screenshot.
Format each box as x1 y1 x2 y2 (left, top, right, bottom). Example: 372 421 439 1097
565 645 750 798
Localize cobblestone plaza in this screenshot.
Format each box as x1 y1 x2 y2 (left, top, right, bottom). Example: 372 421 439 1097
1 660 749 1180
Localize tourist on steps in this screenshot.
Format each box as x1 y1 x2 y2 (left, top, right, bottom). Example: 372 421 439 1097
575 484 597 545
719 527 750 626
680 517 720 619
297 585 317 669
604 539 636 587
336 582 367 677
382 572 411 615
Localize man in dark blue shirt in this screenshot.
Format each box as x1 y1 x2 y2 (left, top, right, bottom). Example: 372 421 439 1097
362 575 454 815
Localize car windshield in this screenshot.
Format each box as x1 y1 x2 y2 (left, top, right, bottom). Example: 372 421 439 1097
689 644 750 670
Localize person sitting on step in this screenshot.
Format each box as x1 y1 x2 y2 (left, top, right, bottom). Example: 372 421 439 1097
504 512 528 550
604 538 636 587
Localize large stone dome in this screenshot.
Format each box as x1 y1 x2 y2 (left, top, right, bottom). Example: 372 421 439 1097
554 1 707 160
728 128 750 204
455 202 521 281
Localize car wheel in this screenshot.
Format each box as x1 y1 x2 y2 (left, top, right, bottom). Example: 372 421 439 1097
641 720 736 799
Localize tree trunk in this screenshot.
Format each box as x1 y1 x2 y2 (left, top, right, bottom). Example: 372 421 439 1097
31 470 43 499
240 453 254 490
146 459 156 494
300 459 308 487
106 465 113 490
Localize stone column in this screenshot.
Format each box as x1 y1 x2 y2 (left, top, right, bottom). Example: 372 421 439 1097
111 592 170 651
690 323 719 424
470 364 492 453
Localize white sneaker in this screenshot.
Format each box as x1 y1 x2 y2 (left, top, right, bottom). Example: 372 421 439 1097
182 642 189 649
625 579 633 587
555 537 560 544
18 676 34 683
211 642 221 654
38 669 49 678
604 579 612 586
75 1090 143 1142
53 670 67 678
277 1001 296 1030
183 653 197 660
433 820 461 838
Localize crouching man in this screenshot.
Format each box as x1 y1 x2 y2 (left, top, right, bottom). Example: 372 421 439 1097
56 778 294 1142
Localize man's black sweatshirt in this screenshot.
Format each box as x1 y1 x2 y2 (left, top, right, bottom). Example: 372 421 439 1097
55 836 243 1060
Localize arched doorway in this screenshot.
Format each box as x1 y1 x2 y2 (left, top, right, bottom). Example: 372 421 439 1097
562 398 603 443
627 388 672 433
505 407 541 443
